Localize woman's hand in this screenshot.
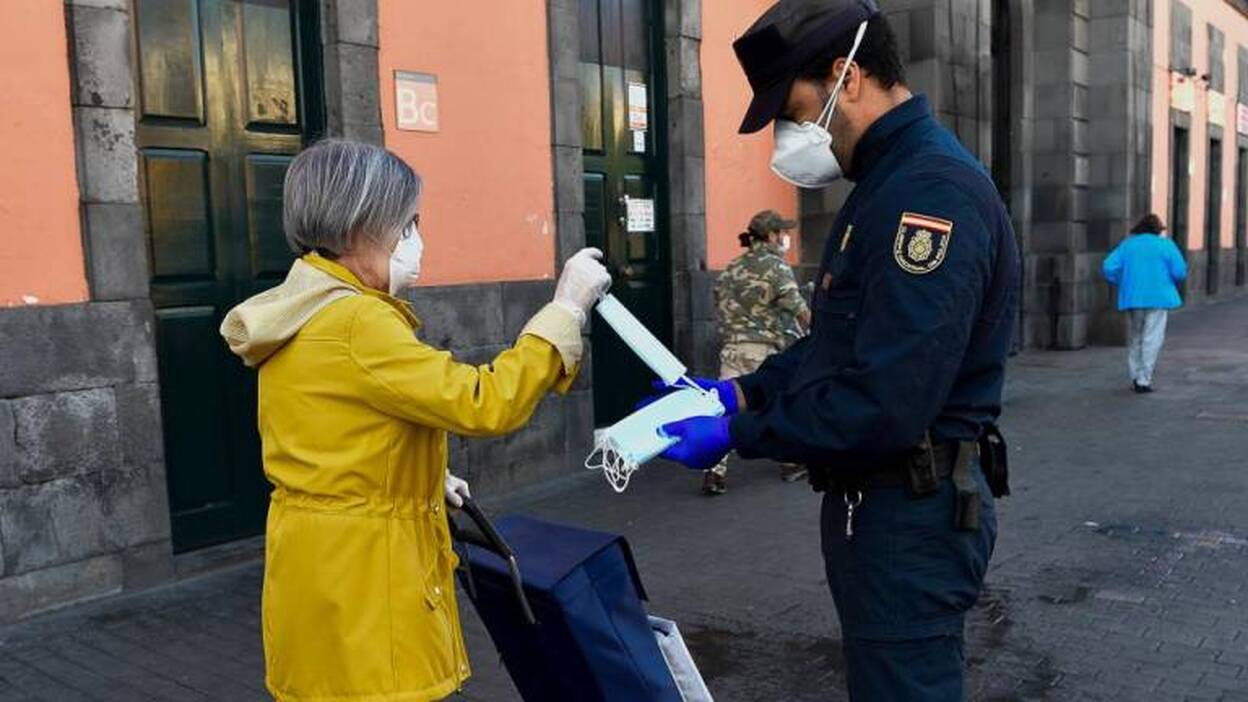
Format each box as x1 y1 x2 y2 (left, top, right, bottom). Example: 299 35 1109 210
553 248 612 326
444 473 471 509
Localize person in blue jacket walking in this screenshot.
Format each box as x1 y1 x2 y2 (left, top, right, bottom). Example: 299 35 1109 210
1102 213 1188 393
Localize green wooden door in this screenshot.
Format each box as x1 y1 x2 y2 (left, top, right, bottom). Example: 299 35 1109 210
135 0 323 551
580 0 672 425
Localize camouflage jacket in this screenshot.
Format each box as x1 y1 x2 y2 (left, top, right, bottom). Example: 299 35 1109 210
715 242 810 349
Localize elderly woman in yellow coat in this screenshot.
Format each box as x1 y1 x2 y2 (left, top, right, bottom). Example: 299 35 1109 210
220 139 610 701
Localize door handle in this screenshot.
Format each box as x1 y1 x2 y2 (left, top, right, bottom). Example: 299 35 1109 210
618 194 629 228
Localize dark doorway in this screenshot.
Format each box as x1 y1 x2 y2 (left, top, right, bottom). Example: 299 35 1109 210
135 0 324 551
1237 146 1247 287
1171 125 1191 298
579 0 672 426
1206 137 1222 297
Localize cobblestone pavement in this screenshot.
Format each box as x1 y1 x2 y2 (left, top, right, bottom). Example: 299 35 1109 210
1 296 1246 701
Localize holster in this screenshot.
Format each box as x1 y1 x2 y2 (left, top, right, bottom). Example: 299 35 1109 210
978 423 1010 498
904 434 940 498
951 440 980 532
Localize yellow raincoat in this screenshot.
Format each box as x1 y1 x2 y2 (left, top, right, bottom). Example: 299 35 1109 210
220 253 581 701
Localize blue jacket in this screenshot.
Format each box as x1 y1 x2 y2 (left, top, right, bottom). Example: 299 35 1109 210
729 95 1021 468
1101 233 1187 310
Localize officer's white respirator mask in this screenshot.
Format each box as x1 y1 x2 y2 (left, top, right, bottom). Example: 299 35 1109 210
388 222 423 295
583 295 725 493
770 20 869 190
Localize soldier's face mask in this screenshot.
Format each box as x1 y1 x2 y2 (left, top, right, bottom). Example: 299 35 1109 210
770 20 869 189
388 222 423 295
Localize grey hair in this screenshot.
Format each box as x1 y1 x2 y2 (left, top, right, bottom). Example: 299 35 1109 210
283 139 422 257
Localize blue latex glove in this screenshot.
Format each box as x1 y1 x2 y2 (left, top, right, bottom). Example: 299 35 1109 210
660 416 734 471
638 377 741 415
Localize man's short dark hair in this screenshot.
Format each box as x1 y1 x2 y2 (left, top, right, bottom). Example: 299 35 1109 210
797 15 906 90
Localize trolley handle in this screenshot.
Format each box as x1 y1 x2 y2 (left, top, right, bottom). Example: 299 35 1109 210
448 497 537 625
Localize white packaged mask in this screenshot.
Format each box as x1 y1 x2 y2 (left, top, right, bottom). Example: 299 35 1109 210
585 386 725 493
388 224 423 295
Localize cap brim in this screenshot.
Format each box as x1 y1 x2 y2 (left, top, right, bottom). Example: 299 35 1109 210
778 219 798 229
738 78 793 134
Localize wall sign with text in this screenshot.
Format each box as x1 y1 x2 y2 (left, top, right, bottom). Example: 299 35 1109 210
395 71 439 132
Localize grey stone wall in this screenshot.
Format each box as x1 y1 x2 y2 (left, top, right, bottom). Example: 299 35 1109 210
322 0 383 144
0 303 172 623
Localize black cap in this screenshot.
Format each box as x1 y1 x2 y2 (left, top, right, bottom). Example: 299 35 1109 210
732 0 879 134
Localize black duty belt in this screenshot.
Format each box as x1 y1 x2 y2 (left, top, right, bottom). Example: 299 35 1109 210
816 440 958 493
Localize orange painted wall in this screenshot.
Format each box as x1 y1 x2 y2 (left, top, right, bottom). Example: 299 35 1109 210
703 0 799 270
378 1 555 286
0 3 86 307
1151 0 1248 251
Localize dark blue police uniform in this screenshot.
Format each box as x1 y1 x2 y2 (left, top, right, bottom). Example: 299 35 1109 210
729 94 1021 699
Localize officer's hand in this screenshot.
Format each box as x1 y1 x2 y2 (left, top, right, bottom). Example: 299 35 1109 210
659 416 734 471
637 378 742 415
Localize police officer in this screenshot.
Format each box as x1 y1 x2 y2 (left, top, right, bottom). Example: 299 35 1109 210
657 1 1021 699
706 210 811 494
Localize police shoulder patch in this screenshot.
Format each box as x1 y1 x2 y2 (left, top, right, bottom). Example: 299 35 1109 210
893 212 953 275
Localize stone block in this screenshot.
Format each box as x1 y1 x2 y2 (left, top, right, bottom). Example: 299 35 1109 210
1034 10 1072 51
324 43 380 134
0 553 123 624
550 77 583 149
664 0 701 40
555 211 587 264
571 341 593 392
665 36 701 100
12 389 121 484
1072 85 1089 121
121 540 174 591
330 0 378 47
0 403 16 489
84 202 148 301
95 468 172 551
553 145 585 214
1055 313 1089 349
503 399 566 473
68 5 133 109
670 156 706 217
113 383 164 471
342 123 384 146
502 281 555 340
409 284 504 349
690 269 717 323
74 106 137 204
1034 83 1072 119
667 95 705 159
66 0 127 7
1072 15 1089 53
690 320 720 377
547 2 579 83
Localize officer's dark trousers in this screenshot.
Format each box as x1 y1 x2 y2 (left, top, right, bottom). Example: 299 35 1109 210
820 468 996 701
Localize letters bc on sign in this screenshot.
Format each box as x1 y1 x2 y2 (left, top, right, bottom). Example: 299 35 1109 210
395 71 439 132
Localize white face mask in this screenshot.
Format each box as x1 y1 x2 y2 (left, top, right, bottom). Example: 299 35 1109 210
778 234 792 254
770 20 869 189
388 223 423 295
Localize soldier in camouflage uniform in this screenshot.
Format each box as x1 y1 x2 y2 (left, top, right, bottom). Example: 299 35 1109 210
707 210 811 494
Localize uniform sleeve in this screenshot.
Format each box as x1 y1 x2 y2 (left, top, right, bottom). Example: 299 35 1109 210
730 181 993 465
348 299 578 437
1102 244 1123 285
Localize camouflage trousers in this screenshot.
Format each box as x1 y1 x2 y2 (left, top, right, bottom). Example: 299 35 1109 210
710 342 778 477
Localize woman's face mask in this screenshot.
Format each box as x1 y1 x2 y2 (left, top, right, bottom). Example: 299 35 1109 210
770 20 869 189
388 222 423 295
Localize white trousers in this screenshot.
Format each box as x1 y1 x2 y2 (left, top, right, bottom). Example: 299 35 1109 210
1127 309 1168 387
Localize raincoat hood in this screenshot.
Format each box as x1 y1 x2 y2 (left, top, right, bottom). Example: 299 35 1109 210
221 256 360 367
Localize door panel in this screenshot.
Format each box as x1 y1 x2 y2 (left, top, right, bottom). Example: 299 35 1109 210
580 0 669 426
137 0 318 551
1207 138 1222 297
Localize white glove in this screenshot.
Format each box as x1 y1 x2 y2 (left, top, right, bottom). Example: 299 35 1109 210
444 473 471 509
554 248 612 326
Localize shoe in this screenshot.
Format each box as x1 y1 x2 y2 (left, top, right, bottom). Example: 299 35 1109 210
780 464 808 482
701 471 727 496
1133 382 1153 393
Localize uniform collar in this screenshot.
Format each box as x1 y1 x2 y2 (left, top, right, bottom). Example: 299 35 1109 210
301 252 422 329
846 94 932 182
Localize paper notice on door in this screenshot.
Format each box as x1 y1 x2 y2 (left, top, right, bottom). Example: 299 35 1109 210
626 197 655 232
628 82 649 131
632 130 646 152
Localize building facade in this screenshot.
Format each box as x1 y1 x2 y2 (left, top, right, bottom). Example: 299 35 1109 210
0 0 1245 622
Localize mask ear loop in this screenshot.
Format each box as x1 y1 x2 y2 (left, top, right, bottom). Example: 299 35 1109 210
817 20 870 131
